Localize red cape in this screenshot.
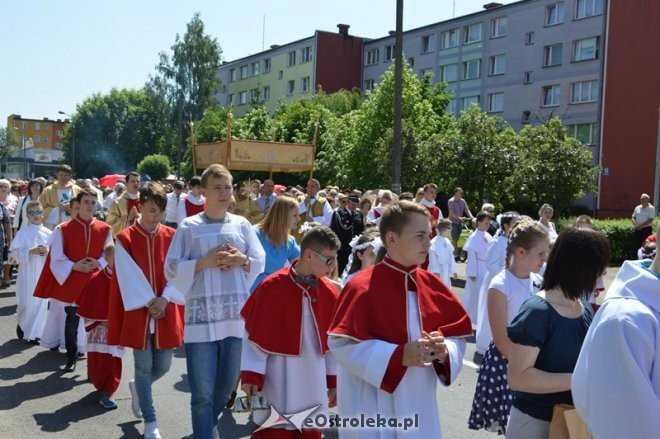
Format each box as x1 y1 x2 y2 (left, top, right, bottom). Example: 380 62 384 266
77 268 112 321
241 264 339 356
329 257 472 343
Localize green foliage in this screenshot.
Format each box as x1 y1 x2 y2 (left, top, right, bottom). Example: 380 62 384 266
137 154 171 181
0 127 19 161
514 117 599 214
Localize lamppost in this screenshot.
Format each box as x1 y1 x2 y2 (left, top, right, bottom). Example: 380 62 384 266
159 63 188 178
58 111 75 174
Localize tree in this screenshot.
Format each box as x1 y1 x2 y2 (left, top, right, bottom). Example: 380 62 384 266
64 88 172 177
137 154 171 181
514 117 600 214
150 12 222 177
0 127 19 164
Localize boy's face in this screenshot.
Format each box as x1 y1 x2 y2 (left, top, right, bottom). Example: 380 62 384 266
191 185 202 197
439 227 451 238
203 176 233 208
386 212 431 267
27 207 43 225
424 187 437 202
140 200 164 224
304 246 338 277
78 195 96 220
477 217 491 231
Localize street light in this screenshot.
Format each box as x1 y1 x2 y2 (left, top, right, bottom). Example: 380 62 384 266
58 111 75 175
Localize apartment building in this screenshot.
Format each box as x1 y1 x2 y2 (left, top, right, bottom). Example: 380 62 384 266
216 26 363 117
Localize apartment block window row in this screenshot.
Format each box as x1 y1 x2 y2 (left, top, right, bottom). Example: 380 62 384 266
546 2 565 26
251 62 260 76
240 65 248 79
488 92 504 112
365 48 380 65
489 54 506 75
264 58 271 73
573 37 599 61
464 23 482 44
463 59 481 80
301 46 313 63
462 95 480 111
542 84 561 107
288 51 296 67
544 43 563 67
287 80 295 95
364 79 375 91
385 44 395 61
263 85 270 100
439 63 458 82
571 79 599 103
525 31 535 45
35 122 41 130
419 68 433 79
34 135 40 143
43 136 49 144
568 123 599 145
491 17 507 38
56 130 64 136
239 91 247 105
576 0 603 19
441 29 459 49
301 76 311 92
421 35 433 53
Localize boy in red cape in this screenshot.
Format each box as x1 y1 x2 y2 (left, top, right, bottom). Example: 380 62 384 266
77 244 124 409
34 188 113 372
241 224 340 438
328 201 472 438
107 182 185 439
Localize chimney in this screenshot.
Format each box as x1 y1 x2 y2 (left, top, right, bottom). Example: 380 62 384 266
388 30 396 36
337 24 350 36
483 2 503 9
270 44 280 50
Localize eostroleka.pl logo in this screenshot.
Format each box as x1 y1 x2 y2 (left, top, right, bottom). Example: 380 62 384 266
255 405 420 433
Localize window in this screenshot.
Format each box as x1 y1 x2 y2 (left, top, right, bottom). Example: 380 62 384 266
464 23 483 44
35 122 41 130
385 44 395 61
576 0 603 19
288 51 296 67
543 43 563 66
421 35 433 53
251 62 260 76
546 2 565 26
441 29 459 48
408 57 415 67
56 129 64 136
239 91 247 105
34 135 40 143
525 31 535 45
573 37 599 61
228 94 234 105
491 17 507 38
462 95 480 111
222 85 227 93
240 65 248 79
542 84 561 106
263 86 270 100
301 76 311 92
250 88 259 101
489 54 506 75
488 92 504 112
21 121 27 129
439 63 458 82
301 46 313 63
264 58 271 73
447 99 457 114
571 79 599 103
44 123 49 131
419 68 433 79
287 80 295 95
462 59 481 80
524 71 533 84
521 110 531 123
365 48 380 65
43 135 49 144
364 79 375 92
568 123 599 145
55 142 63 150
278 70 283 80
230 69 237 82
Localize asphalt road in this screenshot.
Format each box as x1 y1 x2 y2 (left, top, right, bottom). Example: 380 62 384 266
0 263 620 438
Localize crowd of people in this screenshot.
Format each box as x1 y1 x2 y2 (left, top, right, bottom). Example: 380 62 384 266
6 163 659 438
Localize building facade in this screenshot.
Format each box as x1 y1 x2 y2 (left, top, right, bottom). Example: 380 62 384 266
216 27 363 117
5 114 67 179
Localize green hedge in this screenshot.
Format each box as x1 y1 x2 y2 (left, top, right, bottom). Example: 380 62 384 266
556 218 659 263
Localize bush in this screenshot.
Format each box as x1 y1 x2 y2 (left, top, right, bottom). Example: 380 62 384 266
556 217 659 263
137 154 171 181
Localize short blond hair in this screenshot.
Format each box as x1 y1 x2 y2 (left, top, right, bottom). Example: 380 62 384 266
201 164 232 188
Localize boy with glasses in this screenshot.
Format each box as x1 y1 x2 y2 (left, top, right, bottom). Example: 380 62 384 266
241 224 340 437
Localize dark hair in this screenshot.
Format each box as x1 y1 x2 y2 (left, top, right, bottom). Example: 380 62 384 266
475 211 491 224
359 198 372 209
300 224 341 254
126 171 140 182
56 164 73 175
139 182 168 212
27 179 44 196
423 183 438 192
173 181 185 191
398 192 414 201
76 188 97 203
379 201 429 246
347 233 379 275
542 226 610 300
189 176 202 188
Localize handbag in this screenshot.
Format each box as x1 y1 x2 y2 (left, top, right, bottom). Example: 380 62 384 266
548 404 592 439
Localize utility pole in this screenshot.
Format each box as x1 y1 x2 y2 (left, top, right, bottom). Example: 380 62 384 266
392 0 404 195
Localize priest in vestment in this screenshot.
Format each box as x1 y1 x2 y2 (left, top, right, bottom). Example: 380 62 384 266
328 201 471 438
34 189 112 372
241 225 340 438
106 171 141 237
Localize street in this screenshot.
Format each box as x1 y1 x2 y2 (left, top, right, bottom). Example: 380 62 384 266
0 263 619 438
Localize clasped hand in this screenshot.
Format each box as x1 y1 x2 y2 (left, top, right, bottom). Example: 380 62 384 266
402 331 448 367
202 244 247 271
147 296 168 320
73 257 101 273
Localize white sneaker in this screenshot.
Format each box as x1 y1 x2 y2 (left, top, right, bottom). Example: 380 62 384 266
143 421 162 439
129 379 142 419
213 426 220 439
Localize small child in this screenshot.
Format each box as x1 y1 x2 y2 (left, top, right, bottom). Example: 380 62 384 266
428 219 457 286
10 201 52 343
462 211 494 325
77 244 124 410
468 220 548 434
341 232 382 287
241 225 341 437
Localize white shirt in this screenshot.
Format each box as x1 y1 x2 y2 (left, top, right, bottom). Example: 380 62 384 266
164 192 180 223
632 203 656 226
298 196 333 226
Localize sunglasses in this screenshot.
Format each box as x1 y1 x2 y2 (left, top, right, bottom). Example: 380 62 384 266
27 210 43 216
311 249 335 267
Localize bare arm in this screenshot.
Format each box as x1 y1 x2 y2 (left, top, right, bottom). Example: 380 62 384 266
507 342 571 394
488 290 515 359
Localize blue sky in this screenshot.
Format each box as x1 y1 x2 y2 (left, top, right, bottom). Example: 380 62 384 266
1 0 515 122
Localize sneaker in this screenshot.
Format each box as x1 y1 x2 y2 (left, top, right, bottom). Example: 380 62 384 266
143 421 162 439
226 390 237 409
129 379 142 419
16 325 24 340
213 426 220 439
99 393 118 410
63 359 76 372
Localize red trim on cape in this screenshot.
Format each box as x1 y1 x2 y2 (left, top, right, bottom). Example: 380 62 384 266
77 268 112 321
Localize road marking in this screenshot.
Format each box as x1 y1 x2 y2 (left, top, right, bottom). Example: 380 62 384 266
463 359 480 370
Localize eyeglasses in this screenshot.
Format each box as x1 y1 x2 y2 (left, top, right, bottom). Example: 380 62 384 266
27 210 43 216
311 249 335 267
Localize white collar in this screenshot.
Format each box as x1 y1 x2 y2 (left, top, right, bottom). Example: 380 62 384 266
420 198 435 208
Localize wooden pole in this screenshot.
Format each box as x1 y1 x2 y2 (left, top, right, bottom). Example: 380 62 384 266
189 121 196 175
226 111 233 168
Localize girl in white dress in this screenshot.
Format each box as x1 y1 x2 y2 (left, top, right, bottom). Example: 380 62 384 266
428 219 457 286
341 232 381 287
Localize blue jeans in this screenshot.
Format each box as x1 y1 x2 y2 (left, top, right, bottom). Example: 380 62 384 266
185 337 242 439
133 335 173 423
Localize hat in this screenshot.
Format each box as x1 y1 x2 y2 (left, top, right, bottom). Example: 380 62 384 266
640 193 650 200
348 195 360 204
